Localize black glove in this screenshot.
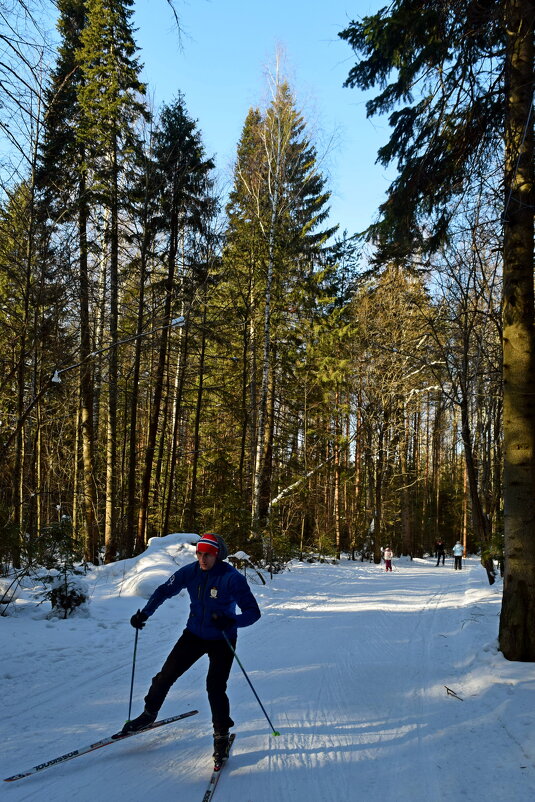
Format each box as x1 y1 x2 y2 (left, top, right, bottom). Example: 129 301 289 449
130 609 148 630
212 613 236 632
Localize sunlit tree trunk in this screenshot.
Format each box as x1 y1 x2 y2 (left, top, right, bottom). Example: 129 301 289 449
499 0 535 660
186 302 207 532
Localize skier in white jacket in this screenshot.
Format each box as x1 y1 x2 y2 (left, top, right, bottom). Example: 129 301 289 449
452 541 464 570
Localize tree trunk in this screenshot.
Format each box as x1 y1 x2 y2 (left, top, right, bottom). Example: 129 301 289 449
252 239 275 532
400 405 412 556
373 426 384 564
135 214 178 552
334 389 341 558
162 325 188 537
499 0 535 661
186 303 207 531
459 386 495 584
124 248 146 557
252 92 282 535
238 291 252 497
78 176 99 564
258 364 276 524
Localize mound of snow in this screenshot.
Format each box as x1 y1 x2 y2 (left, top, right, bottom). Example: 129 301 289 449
0 576 19 608
114 533 199 599
232 550 251 561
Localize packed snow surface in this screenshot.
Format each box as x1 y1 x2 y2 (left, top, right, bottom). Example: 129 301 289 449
1 536 534 801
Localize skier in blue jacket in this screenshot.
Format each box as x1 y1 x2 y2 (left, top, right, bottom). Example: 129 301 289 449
123 533 261 763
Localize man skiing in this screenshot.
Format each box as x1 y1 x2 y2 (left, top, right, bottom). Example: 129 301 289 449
124 533 261 766
435 539 446 566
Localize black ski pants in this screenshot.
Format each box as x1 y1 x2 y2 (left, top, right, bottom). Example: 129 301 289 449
454 556 462 570
144 628 236 733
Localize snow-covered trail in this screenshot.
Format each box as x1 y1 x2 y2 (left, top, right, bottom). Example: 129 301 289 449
226 559 507 802
2 556 534 801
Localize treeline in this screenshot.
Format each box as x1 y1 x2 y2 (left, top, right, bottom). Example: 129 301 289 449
0 1 503 576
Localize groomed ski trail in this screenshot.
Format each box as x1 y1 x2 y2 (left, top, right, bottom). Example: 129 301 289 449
209 558 518 802
240 559 458 802
3 557 532 802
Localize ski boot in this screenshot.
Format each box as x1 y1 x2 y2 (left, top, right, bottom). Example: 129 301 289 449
121 708 157 734
213 730 231 770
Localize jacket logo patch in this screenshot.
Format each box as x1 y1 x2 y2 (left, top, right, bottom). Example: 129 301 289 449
210 587 218 598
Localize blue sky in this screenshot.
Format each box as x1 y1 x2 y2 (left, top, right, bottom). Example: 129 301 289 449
132 0 394 237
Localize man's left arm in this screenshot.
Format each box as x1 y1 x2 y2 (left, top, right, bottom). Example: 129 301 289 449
231 573 261 628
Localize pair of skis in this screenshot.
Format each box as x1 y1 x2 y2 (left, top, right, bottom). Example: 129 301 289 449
4 710 235 800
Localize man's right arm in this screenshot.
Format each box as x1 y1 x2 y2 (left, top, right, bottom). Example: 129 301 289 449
142 565 190 617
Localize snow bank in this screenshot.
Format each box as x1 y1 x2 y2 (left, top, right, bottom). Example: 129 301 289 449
0 576 19 608
98 532 200 599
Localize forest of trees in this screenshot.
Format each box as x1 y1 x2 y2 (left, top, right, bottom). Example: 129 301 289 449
0 1 533 660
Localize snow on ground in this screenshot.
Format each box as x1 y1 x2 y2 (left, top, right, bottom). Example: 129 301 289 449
1 536 535 801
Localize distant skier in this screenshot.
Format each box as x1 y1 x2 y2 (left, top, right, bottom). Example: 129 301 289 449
383 546 393 572
452 540 464 570
435 539 446 566
124 533 261 766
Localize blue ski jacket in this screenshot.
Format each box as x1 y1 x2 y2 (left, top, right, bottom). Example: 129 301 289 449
141 560 261 640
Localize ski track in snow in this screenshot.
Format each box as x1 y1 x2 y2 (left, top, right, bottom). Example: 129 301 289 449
2 555 535 801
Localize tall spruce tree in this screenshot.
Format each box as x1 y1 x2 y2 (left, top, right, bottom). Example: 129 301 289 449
221 76 336 546
340 1 535 660
76 0 147 560
135 95 215 552
38 0 101 564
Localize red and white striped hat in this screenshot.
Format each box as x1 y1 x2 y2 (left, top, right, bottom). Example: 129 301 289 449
196 533 220 555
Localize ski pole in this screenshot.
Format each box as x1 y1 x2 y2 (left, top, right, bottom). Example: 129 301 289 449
127 627 139 722
222 632 280 736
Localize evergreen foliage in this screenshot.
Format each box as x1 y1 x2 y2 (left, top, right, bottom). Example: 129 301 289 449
37 518 89 619
217 78 337 545
339 0 504 258
76 0 147 168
